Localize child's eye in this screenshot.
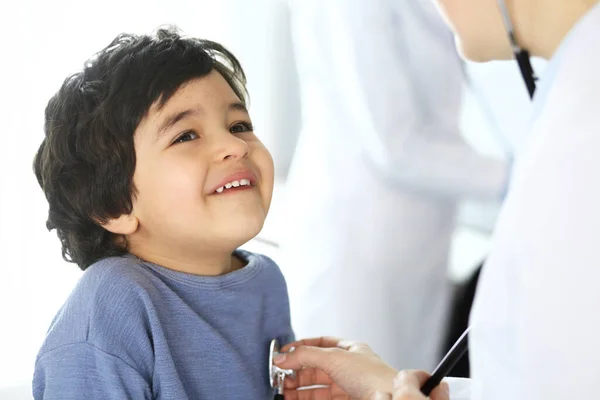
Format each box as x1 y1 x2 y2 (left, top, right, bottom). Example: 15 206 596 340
230 122 254 134
173 130 199 144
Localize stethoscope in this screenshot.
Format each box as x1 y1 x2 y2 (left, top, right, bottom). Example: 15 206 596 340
269 339 296 399
497 0 538 99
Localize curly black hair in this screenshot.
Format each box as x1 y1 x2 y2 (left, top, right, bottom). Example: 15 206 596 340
33 27 248 270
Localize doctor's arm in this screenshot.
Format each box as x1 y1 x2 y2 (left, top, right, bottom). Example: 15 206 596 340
514 109 600 399
322 0 510 201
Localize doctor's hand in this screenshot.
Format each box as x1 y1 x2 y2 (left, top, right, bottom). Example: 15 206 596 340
274 337 398 399
372 370 449 400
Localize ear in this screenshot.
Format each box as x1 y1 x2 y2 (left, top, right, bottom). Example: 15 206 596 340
102 213 139 236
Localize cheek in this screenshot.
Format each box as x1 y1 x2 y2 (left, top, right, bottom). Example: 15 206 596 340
251 142 274 209
134 155 207 219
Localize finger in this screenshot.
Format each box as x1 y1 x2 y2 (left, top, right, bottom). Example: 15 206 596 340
275 345 345 371
284 368 334 389
341 340 374 354
284 387 329 400
368 392 392 400
281 337 346 352
284 387 349 400
429 382 450 400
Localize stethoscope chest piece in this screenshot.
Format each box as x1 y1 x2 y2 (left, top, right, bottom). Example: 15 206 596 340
269 339 296 397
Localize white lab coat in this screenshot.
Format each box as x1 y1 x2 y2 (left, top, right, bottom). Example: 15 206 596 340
463 3 600 399
281 0 510 370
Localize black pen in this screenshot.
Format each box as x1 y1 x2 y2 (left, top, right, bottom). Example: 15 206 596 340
420 327 470 396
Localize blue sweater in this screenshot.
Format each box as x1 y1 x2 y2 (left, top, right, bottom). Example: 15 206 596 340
33 250 294 399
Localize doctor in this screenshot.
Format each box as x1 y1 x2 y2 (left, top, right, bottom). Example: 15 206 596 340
280 0 511 372
276 0 600 399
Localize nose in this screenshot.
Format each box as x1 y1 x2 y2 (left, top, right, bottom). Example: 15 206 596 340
212 131 249 162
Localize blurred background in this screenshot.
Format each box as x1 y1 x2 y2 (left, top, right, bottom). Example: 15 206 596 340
0 0 545 397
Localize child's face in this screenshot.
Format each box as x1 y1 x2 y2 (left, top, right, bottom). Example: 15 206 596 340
127 71 274 258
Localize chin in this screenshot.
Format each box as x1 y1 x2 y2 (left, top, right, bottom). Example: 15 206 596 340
226 214 267 249
456 38 489 62
457 36 515 63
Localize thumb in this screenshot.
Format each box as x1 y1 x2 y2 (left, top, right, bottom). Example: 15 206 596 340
428 382 450 400
393 370 430 391
392 371 450 400
274 345 340 371
392 370 430 399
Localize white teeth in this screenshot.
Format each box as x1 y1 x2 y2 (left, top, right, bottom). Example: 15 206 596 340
215 178 253 193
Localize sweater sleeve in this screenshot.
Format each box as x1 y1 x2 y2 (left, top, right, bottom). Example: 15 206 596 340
33 342 152 400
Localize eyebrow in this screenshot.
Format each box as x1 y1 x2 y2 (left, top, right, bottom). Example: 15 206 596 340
155 108 200 141
228 101 249 114
154 102 249 142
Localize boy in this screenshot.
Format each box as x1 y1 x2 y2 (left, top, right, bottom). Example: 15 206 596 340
32 27 294 399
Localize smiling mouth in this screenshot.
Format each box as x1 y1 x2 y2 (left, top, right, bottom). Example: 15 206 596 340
214 179 254 194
